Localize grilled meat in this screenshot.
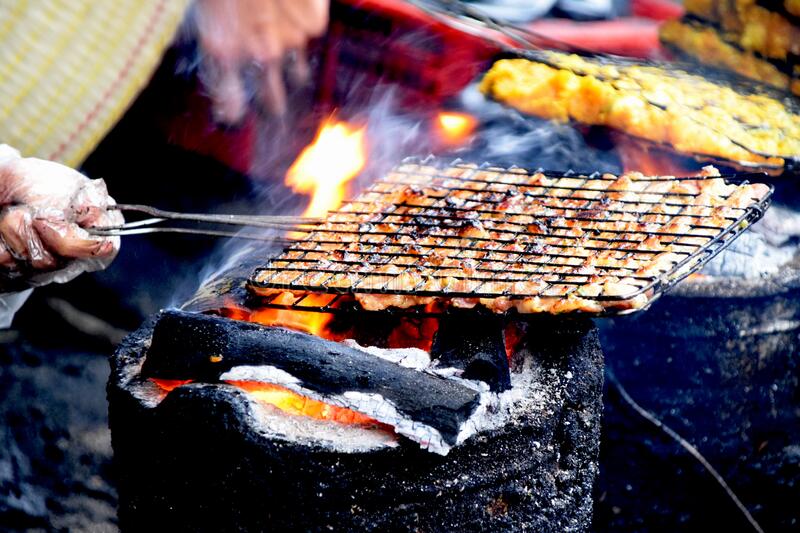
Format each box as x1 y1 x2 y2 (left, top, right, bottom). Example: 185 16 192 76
660 18 800 97
681 0 799 61
479 51 800 170
660 0 800 98
249 162 769 316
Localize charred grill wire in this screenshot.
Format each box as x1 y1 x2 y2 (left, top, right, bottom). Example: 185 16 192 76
248 158 772 317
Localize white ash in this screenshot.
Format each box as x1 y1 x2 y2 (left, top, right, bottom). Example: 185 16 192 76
342 340 431 370
244 391 399 453
456 350 563 445
222 365 300 387
340 391 456 455
218 341 562 456
119 338 169 409
700 206 799 278
220 364 465 455
341 340 481 380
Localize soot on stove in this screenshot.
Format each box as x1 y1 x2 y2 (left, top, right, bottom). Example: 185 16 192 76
594 148 800 530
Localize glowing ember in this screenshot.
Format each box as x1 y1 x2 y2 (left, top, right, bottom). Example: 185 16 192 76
386 316 438 352
248 293 335 336
225 381 386 427
151 379 193 392
616 136 698 176
435 111 477 147
151 378 386 428
503 323 525 364
285 116 367 219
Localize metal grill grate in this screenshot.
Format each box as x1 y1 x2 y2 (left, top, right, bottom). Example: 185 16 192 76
248 157 772 316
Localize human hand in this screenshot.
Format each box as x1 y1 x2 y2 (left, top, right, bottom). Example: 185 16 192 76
0 145 122 288
194 0 329 122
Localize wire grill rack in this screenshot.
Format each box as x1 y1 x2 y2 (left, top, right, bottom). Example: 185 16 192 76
247 157 772 317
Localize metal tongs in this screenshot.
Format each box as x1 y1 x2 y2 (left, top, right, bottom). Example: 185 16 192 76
88 204 320 241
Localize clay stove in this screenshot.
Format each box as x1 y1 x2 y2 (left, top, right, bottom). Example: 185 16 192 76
110 310 602 532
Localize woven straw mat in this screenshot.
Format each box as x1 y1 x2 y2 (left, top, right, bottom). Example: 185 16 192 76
0 0 191 167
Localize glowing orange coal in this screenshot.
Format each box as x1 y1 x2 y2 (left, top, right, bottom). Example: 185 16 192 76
227 380 386 427
285 116 367 219
150 378 387 429
248 292 335 337
151 379 193 392
435 111 477 147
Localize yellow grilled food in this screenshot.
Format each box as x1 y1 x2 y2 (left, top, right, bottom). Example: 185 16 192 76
660 18 800 97
479 52 800 169
683 0 799 61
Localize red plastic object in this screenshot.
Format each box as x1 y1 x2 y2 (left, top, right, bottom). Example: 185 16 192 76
319 0 505 109
630 0 684 21
165 0 509 173
526 17 664 58
163 87 255 175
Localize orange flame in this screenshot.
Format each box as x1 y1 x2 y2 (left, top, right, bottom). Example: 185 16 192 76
151 379 193 392
286 116 367 219
435 111 477 147
227 380 386 427
248 292 335 336
238 117 367 338
150 378 387 428
616 136 697 176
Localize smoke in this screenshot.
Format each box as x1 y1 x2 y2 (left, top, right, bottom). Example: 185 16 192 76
167 83 437 308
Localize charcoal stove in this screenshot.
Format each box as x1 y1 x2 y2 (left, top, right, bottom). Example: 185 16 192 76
107 157 771 531
596 200 800 530
109 310 602 532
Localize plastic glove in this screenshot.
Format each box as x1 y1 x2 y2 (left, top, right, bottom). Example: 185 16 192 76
0 145 123 290
194 0 329 122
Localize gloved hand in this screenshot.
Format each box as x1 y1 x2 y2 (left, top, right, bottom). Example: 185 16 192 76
0 145 122 290
194 0 329 122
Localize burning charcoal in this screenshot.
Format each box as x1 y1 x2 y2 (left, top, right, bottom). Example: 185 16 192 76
431 315 511 392
142 310 482 446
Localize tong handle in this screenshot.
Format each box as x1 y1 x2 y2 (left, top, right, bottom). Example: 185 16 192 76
110 204 320 229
